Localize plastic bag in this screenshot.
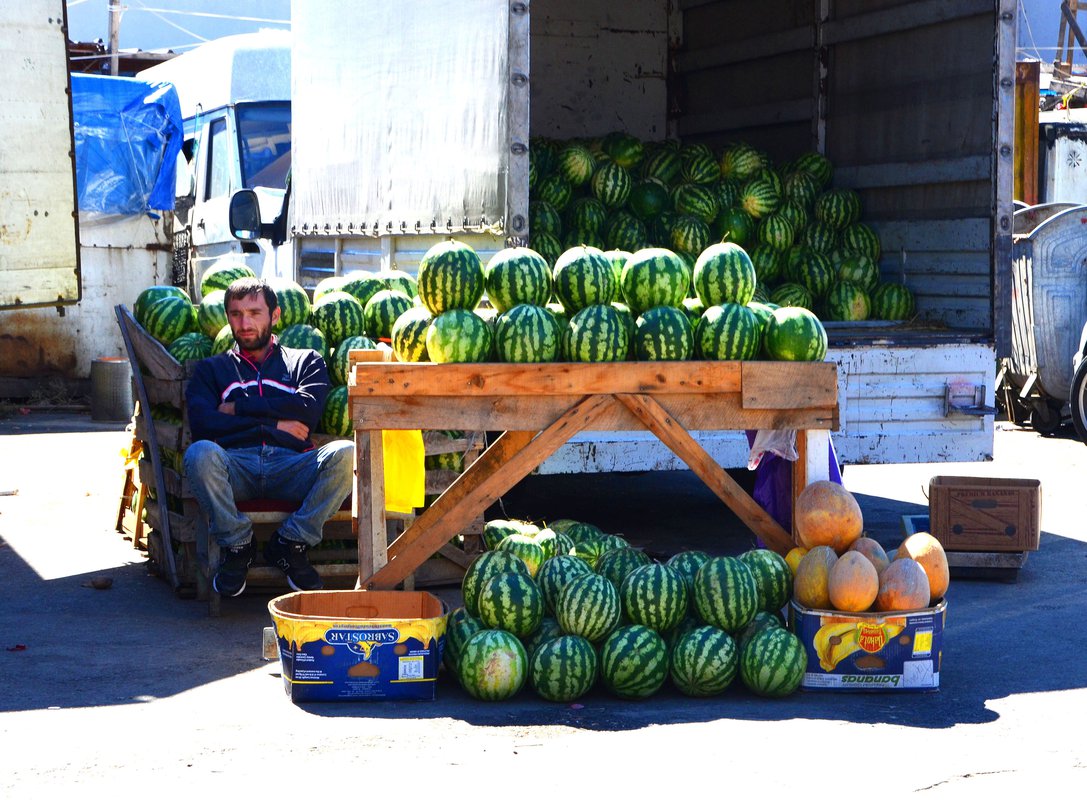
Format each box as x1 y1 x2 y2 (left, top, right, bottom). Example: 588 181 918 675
382 429 425 514
747 429 798 470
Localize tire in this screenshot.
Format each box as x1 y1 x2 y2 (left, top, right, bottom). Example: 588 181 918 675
1071 357 1087 444
1029 399 1062 436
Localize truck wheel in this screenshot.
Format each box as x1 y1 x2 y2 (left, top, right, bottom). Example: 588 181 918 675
1029 400 1062 435
1071 358 1087 444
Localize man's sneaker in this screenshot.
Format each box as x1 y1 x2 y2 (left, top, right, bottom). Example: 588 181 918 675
264 532 323 591
213 540 253 597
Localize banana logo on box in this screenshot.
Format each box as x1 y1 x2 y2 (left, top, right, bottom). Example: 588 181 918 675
814 621 904 672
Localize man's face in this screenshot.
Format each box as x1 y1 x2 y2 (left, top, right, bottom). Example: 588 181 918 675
226 292 280 354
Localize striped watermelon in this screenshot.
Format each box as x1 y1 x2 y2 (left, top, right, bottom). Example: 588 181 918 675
477 571 544 637
427 309 493 363
681 297 705 327
462 551 530 617
277 323 328 361
143 294 197 346
529 634 598 702
769 282 814 310
537 173 574 211
329 335 377 385
739 627 806 698
199 260 256 298
565 521 605 543
482 519 526 551
814 188 861 230
719 143 763 182
591 161 633 208
871 282 915 320
838 254 880 293
134 285 188 329
611 302 636 353
390 306 432 363
595 547 652 592
619 247 690 314
692 556 759 634
695 303 761 360
737 610 785 654
669 215 711 256
564 304 629 362
599 624 669 699
563 228 605 252
558 144 597 186
571 537 607 570
628 179 671 221
824 281 871 322
363 289 413 341
485 247 553 313
522 616 564 662
665 550 710 611
757 213 796 253
692 242 756 306
536 554 593 615
340 272 386 309
801 221 838 254
378 269 418 299
313 275 349 302
458 629 528 701
494 303 559 363
318 385 350 437
553 246 615 312
670 625 739 697
747 301 777 344
196 290 228 338
530 527 565 560
713 180 743 218
681 152 721 186
764 306 828 361
789 151 833 188
634 306 693 361
532 232 564 269
267 277 311 333
211 323 235 355
673 184 720 224
777 199 809 233
750 244 785 284
531 137 559 177
783 169 820 208
791 249 835 299
167 331 212 363
713 206 755 247
495 533 546 578
444 607 486 673
740 176 780 219
603 250 632 287
620 563 688 634
565 197 608 234
602 131 645 169
417 239 485 315
739 549 794 612
604 212 647 253
310 290 365 348
840 222 882 262
531 201 562 237
641 147 682 184
555 573 621 643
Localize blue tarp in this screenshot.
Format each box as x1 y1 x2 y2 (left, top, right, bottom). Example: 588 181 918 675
71 73 183 217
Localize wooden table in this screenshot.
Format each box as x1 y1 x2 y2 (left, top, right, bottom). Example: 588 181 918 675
348 359 839 590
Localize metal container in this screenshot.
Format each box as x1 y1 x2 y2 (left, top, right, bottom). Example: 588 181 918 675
89 356 133 421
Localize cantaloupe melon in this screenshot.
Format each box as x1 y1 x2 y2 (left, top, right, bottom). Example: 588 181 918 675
794 481 864 553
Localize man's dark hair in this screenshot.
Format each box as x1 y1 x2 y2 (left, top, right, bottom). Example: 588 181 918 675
224 276 277 313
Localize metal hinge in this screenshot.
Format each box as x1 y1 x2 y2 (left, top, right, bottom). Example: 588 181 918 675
945 382 998 417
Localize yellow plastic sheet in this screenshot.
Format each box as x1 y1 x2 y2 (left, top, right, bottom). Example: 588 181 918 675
382 429 425 514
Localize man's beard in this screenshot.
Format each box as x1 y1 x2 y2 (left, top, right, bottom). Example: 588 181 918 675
238 326 272 354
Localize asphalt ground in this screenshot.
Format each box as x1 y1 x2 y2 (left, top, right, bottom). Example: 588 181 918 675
0 413 1084 795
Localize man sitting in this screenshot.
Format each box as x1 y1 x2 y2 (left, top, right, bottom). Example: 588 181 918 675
184 277 353 595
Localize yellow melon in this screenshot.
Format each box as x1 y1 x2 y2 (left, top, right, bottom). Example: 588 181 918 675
873 558 930 612
848 536 891 575
793 545 838 609
894 532 950 601
827 551 879 612
785 546 808 576
794 480 864 554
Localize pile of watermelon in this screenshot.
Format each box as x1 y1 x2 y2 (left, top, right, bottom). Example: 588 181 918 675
528 133 916 324
446 517 807 702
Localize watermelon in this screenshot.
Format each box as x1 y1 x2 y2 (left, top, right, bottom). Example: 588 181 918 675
604 212 647 253
555 573 621 643
477 571 544 637
530 527 564 560
871 282 915 320
602 131 645 170
199 260 256 298
634 306 694 361
840 222 882 262
750 244 785 284
596 533 629 553
740 176 780 219
681 296 705 327
417 239 485 315
669 215 711 256
134 285 188 329
769 282 814 310
641 147 682 184
553 246 615 312
318 385 350 437
814 188 861 230
739 549 794 613
494 304 559 363
329 335 377 385
495 533 546 578
681 152 720 186
838 254 880 293
823 281 871 322
739 627 806 698
620 563 688 634
590 161 633 208
801 221 838 254
363 289 413 341
482 519 525 551
665 550 710 610
531 138 559 178
142 294 197 346
692 555 760 634
313 275 349 302
713 206 756 247
277 323 328 361
267 277 311 333
757 213 796 253
340 272 386 309
764 306 828 361
558 144 597 186
737 610 785 654
426 309 493 363
444 607 486 673
670 625 739 697
719 143 763 182
196 290 228 339
531 201 562 238
565 197 609 234
695 303 761 361
692 242 756 306
211 323 235 355
529 634 597 702
536 554 594 615
564 304 629 362
571 537 607 570
377 269 418 299
629 179 671 220
462 551 530 617
537 171 573 210
673 184 719 225
790 249 835 299
595 547 652 593
563 228 606 252
603 250 632 290
565 521 605 543
747 301 777 341
620 247 690 314
484 248 553 313
458 629 528 701
310 290 365 348
777 199 809 233
390 306 433 363
167 331 212 363
599 624 669 699
783 170 820 208
790 151 834 188
522 616 564 663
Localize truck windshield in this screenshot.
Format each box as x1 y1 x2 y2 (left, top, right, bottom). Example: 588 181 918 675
237 102 291 190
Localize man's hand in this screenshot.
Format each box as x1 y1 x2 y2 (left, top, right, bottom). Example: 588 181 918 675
217 402 236 415
276 419 310 441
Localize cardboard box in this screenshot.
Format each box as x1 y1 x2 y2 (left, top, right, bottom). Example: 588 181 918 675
789 599 947 692
928 476 1041 552
268 590 447 703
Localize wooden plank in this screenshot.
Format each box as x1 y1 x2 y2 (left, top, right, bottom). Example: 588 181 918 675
349 361 743 398
354 429 386 585
741 362 838 412
115 305 184 382
368 394 615 589
834 156 990 190
615 394 794 555
350 392 836 433
675 24 812 72
822 0 992 46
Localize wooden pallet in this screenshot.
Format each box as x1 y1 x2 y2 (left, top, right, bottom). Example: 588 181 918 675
901 514 1028 582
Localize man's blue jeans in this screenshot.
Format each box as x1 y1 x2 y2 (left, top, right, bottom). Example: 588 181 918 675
184 439 355 548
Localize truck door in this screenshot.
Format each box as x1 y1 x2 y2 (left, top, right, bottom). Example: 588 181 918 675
189 112 242 286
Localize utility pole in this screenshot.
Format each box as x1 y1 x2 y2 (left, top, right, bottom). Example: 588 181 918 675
108 1 122 75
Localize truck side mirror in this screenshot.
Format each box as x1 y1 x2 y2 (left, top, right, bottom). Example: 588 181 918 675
229 189 263 240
